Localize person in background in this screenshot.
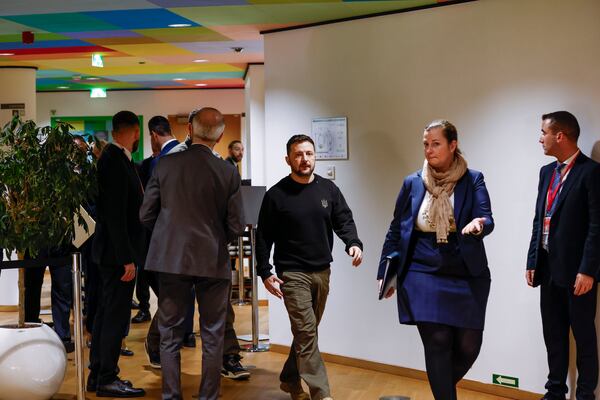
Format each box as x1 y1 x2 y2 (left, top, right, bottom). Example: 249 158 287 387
140 107 245 400
88 111 146 397
526 111 600 400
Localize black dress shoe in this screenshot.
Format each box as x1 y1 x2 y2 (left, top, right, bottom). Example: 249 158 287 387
96 379 144 398
131 310 151 323
131 300 140 310
87 376 132 392
62 339 75 354
120 347 134 356
183 333 196 348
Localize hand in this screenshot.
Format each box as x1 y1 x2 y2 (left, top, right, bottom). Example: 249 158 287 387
461 217 486 235
526 270 535 287
378 279 395 299
349 246 363 267
121 263 136 282
263 274 284 299
574 273 595 296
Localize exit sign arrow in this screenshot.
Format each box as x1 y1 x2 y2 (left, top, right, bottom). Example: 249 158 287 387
493 374 519 388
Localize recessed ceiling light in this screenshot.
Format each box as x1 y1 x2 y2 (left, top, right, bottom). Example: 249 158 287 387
193 59 208 63
194 83 207 87
173 78 185 81
57 86 69 89
86 77 100 81
168 23 191 28
0 52 14 56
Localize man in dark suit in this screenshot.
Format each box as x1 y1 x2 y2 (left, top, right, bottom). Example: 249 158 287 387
526 111 600 400
89 110 146 397
132 131 161 324
140 107 245 400
225 140 244 170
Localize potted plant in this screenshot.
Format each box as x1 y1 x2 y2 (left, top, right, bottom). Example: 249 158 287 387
0 117 96 400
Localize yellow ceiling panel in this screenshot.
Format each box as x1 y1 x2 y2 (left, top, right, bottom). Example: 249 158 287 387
134 26 230 43
103 43 196 57
63 62 244 76
34 56 157 70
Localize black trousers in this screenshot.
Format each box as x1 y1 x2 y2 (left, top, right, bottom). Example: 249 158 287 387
89 264 135 385
136 265 152 313
541 279 598 400
24 265 73 340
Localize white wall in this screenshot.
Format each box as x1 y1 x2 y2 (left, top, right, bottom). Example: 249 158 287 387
244 64 268 301
245 64 266 187
37 89 244 158
263 0 600 395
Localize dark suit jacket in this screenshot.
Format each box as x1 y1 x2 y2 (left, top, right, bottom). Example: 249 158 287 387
91 143 146 267
140 144 245 279
137 155 154 190
527 152 600 287
378 169 494 280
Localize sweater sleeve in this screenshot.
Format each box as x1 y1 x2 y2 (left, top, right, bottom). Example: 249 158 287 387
256 192 276 280
331 185 363 252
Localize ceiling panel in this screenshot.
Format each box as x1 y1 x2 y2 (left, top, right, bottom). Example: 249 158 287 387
0 0 462 91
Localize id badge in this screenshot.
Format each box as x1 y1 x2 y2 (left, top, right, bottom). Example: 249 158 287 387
542 216 551 249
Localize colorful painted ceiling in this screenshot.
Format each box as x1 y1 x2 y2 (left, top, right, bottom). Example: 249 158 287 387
0 0 455 91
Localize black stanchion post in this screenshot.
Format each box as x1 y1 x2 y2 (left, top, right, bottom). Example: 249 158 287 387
71 252 85 400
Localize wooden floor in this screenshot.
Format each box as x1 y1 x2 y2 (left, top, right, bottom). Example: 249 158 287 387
0 277 514 400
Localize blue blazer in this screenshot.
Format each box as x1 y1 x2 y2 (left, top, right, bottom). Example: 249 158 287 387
526 152 600 286
378 169 494 280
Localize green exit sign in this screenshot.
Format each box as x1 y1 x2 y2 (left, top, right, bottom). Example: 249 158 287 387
493 374 519 388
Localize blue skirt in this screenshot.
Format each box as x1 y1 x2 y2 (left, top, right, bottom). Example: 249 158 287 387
397 232 490 330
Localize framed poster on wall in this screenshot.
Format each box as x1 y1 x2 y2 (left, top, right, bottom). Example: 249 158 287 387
311 116 348 160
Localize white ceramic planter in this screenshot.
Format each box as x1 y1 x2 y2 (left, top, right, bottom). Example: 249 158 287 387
0 323 67 400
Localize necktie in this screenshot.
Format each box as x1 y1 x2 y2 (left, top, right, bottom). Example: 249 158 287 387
547 162 565 217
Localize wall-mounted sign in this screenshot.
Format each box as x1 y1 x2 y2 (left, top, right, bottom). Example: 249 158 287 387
311 116 348 160
1 103 25 110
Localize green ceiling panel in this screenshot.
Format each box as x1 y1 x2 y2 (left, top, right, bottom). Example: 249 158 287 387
5 13 121 33
0 32 71 43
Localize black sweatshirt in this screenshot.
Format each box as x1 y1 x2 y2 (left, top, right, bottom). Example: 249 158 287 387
256 174 362 280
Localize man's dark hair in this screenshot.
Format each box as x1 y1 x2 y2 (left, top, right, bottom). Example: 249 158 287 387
542 111 580 141
148 115 171 137
112 110 139 133
228 140 242 149
286 135 314 155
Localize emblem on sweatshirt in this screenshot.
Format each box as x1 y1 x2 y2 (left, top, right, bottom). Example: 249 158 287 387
321 199 328 208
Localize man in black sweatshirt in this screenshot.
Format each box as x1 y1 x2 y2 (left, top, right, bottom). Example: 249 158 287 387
256 134 363 400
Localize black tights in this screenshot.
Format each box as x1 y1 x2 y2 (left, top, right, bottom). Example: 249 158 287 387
417 322 483 400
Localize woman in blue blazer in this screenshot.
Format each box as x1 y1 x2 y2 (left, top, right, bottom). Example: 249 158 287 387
379 120 494 400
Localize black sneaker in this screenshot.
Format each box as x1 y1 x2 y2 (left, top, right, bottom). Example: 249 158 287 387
221 355 250 380
144 339 161 369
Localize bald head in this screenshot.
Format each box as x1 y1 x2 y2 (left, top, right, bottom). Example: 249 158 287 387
190 107 225 144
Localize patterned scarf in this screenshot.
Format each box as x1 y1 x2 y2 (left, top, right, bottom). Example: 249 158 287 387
422 154 468 243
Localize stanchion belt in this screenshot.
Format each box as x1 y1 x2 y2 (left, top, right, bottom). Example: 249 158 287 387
0 256 72 269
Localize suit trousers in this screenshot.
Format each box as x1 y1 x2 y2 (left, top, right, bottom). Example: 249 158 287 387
541 276 598 399
24 265 72 340
158 272 229 400
279 269 331 400
146 277 241 359
89 264 135 385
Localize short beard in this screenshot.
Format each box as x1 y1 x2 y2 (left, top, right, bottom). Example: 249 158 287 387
292 164 314 177
132 140 139 153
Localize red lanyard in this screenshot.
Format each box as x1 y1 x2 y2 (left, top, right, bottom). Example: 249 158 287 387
545 155 577 215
